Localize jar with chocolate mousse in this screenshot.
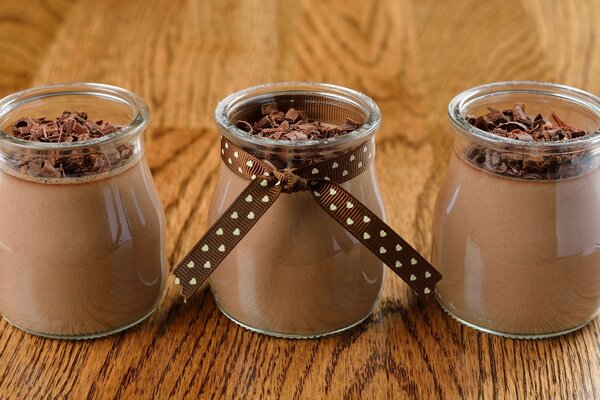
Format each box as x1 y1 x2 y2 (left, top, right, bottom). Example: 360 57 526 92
206 83 387 338
433 81 600 338
174 82 441 338
0 83 167 339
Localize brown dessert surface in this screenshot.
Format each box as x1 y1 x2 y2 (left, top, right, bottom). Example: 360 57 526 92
235 102 361 141
11 111 121 143
465 104 593 180
6 111 132 178
467 103 589 141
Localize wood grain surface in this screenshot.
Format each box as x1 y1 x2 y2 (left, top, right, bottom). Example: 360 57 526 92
1 0 599 399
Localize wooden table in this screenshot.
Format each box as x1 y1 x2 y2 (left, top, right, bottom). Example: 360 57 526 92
1 0 599 398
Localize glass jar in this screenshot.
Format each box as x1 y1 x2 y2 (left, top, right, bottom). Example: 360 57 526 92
433 81 600 338
0 83 167 339
209 82 385 338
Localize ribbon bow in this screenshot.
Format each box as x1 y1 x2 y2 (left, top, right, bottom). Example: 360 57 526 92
173 136 442 299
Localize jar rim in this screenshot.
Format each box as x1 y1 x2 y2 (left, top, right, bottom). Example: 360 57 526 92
0 82 150 151
448 81 600 153
214 82 381 150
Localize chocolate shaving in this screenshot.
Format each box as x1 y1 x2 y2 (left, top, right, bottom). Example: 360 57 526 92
284 108 300 123
465 104 594 180
7 111 133 178
485 108 508 125
238 102 361 142
236 120 254 134
260 102 279 116
40 161 61 178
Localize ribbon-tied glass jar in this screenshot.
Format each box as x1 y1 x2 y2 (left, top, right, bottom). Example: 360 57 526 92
174 82 441 338
0 83 167 339
433 81 600 338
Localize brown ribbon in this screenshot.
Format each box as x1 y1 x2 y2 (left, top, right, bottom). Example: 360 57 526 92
173 136 442 300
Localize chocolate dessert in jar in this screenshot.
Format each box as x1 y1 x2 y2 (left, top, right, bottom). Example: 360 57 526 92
433 81 600 338
0 83 167 339
173 82 441 338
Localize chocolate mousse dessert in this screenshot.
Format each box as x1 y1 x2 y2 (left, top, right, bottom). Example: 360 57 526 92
464 104 592 179
235 101 360 141
8 111 132 178
0 109 166 338
207 95 387 337
434 98 600 337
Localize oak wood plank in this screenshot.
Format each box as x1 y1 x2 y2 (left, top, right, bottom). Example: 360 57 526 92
0 0 598 399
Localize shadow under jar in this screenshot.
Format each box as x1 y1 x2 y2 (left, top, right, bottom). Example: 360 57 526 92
209 82 386 338
433 81 600 338
0 83 167 339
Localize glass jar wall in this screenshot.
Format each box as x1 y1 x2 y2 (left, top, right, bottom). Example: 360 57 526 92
0 83 167 339
209 83 386 338
433 81 600 338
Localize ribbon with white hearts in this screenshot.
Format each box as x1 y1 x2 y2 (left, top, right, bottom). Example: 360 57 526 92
173 136 442 300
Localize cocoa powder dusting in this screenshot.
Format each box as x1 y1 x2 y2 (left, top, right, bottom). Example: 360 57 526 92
6 111 133 178
465 104 594 180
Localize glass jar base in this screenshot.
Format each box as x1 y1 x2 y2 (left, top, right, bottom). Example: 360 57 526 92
217 305 373 339
436 297 594 339
1 307 157 340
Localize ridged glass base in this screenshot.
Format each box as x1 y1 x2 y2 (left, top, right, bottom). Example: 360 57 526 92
217 305 373 339
2 307 157 340
437 298 593 339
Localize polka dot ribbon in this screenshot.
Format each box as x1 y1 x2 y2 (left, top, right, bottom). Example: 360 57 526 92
173 136 442 300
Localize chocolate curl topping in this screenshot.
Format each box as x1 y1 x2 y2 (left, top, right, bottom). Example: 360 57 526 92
172 137 442 300
9 111 130 178
465 104 593 180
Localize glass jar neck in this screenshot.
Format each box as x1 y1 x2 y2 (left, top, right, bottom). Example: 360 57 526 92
449 81 600 155
215 82 381 169
448 82 600 181
0 83 149 183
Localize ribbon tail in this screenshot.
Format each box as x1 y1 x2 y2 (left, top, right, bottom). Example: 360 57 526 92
310 181 442 300
173 179 282 299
